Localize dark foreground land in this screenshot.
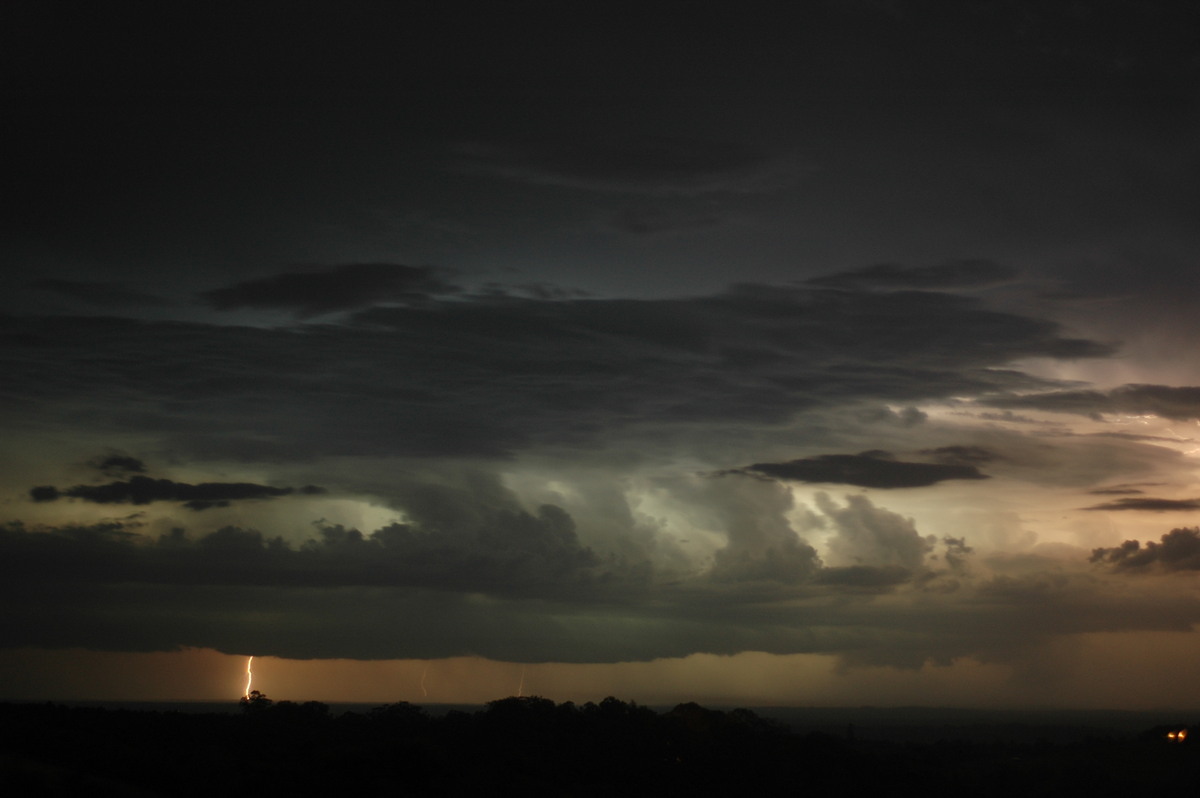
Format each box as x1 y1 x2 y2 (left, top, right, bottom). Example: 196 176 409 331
1 695 1197 797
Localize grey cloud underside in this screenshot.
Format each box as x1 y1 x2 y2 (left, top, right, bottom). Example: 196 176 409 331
0 282 1111 461
985 384 1200 421
735 453 988 489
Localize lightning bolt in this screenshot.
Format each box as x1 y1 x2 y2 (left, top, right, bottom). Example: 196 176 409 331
420 662 429 698
244 656 254 698
517 665 525 698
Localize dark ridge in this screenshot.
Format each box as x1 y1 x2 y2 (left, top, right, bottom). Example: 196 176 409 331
0 696 1196 796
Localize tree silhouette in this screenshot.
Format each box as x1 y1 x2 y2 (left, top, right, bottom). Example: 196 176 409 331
238 689 273 715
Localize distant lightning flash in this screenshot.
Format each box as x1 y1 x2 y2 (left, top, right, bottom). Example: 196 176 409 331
244 656 254 698
517 665 526 698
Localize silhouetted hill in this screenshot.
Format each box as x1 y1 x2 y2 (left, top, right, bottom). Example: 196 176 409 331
1 697 1196 796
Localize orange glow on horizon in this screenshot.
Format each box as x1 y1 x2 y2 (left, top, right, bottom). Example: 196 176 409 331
5 638 1200 710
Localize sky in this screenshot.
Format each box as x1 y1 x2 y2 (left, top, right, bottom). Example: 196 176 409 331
3 1 1200 709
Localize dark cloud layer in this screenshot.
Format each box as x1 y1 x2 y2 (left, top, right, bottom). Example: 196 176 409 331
807 260 1018 291
453 136 781 195
30 476 322 511
986 384 1200 421
816 565 912 588
0 281 1110 462
0 508 602 597
201 263 458 317
3 514 1195 665
0 520 604 662
1091 528 1200 571
27 279 167 308
738 453 989 489
609 205 722 235
920 445 999 465
93 455 146 476
1083 497 1200 512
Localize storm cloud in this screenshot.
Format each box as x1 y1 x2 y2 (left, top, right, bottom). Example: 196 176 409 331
0 273 1156 670
6 0 1200 709
816 493 935 571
